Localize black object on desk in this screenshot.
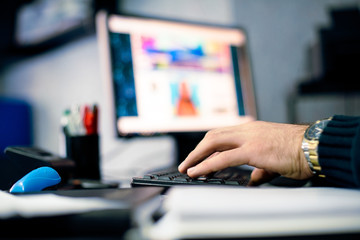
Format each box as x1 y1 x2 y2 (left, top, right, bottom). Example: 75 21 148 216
132 166 310 188
1 187 163 239
1 146 75 190
65 134 100 180
132 167 251 187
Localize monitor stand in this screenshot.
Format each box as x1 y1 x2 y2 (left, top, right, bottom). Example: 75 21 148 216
171 132 206 166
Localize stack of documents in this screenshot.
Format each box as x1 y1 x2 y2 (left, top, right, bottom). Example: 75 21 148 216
0 190 125 219
149 186 360 239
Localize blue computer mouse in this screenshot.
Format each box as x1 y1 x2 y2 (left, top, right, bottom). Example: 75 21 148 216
9 167 61 193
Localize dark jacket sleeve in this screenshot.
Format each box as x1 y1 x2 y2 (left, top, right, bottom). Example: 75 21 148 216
318 115 360 188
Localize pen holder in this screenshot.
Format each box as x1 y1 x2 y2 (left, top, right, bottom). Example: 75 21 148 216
65 134 100 180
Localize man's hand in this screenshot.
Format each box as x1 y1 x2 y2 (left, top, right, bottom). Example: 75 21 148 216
178 121 313 185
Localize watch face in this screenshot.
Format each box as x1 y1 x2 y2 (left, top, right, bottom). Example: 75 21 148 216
305 119 331 140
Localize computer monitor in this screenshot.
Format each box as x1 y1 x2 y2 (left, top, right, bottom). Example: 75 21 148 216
96 12 256 162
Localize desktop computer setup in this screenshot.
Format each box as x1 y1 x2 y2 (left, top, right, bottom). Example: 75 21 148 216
2 11 360 240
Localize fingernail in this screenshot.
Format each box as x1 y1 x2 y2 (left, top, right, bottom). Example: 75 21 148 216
187 167 196 175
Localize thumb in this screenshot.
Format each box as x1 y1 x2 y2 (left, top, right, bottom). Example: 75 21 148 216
248 168 278 186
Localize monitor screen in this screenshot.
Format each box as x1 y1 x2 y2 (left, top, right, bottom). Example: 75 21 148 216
97 13 256 136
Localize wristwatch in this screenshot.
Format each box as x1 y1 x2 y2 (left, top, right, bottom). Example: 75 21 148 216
301 117 332 177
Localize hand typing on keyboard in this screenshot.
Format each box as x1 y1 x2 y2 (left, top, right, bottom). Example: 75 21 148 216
178 121 312 186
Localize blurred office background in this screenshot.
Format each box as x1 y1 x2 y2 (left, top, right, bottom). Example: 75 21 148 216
1 0 360 185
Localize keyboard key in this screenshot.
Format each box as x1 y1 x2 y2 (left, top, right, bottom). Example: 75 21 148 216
173 177 189 182
224 180 240 185
196 176 207 181
206 179 223 184
144 174 155 179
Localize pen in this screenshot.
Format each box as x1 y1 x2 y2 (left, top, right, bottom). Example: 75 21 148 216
92 104 98 134
71 105 86 136
84 104 95 135
62 104 98 136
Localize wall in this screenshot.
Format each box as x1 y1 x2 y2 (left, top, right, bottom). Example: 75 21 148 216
1 36 102 153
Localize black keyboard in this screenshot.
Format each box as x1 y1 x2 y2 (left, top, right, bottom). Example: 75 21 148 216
131 167 251 187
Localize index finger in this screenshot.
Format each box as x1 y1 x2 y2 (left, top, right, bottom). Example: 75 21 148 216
178 128 240 173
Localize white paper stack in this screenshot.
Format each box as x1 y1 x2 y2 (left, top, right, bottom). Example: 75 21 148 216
149 186 360 239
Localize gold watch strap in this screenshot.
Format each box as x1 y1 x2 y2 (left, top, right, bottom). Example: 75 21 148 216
302 117 332 177
302 139 325 177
